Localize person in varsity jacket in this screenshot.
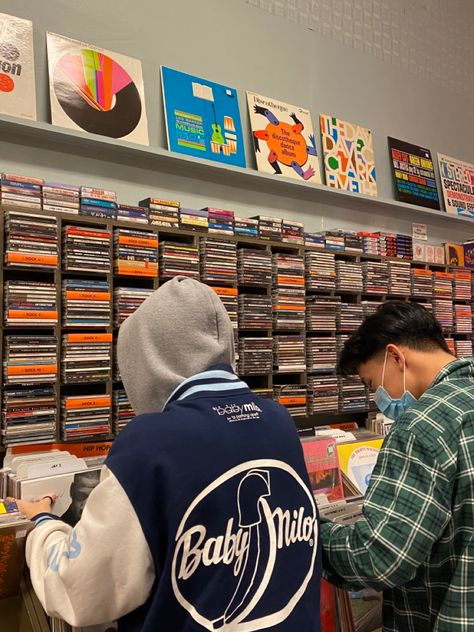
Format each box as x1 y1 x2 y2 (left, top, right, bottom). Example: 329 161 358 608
16 277 322 632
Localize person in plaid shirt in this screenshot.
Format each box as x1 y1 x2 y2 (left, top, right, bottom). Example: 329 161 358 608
321 301 474 631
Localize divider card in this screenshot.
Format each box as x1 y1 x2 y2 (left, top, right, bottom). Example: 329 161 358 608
438 153 474 218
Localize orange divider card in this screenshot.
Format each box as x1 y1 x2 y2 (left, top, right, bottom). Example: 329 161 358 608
7 365 57 376
277 276 305 285
66 396 111 410
118 235 158 248
8 310 58 320
10 441 113 457
65 291 110 301
212 287 238 296
6 252 58 266
66 333 113 343
117 265 157 277
277 396 307 405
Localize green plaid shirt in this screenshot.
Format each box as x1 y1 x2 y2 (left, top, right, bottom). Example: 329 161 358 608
321 358 474 631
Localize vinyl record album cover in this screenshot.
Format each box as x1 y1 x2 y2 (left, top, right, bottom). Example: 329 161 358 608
438 153 474 218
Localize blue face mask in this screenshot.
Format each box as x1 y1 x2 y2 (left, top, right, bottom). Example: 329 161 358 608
374 351 417 421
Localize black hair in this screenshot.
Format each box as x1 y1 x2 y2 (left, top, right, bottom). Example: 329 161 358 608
338 301 452 375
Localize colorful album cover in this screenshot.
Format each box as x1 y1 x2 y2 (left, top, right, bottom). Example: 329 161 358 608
438 153 474 218
47 32 149 145
336 438 383 495
388 137 440 209
301 437 344 503
320 114 377 197
0 12 36 120
0 520 32 599
247 92 321 183
444 242 465 267
161 66 245 167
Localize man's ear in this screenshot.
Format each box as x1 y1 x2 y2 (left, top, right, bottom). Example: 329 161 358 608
386 343 405 371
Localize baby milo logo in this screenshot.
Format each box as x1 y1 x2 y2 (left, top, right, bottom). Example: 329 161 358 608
172 459 318 630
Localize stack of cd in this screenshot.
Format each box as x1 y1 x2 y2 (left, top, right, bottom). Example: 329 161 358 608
200 238 237 285
455 339 473 358
433 299 454 330
337 303 364 331
324 231 345 251
252 216 282 241
238 337 273 375
42 181 80 214
213 287 238 329
377 232 398 258
62 279 110 327
272 254 305 329
4 281 57 326
113 389 134 434
344 232 364 253
117 204 149 224
204 207 235 235
453 271 472 301
139 197 180 228
304 233 325 248
388 261 412 296
411 269 433 297
336 261 363 293
282 220 304 245
445 337 455 355
305 252 336 291
62 333 112 383
359 232 381 255
0 172 43 209
3 335 57 385
80 187 117 219
61 394 112 441
273 384 307 417
362 261 389 294
433 272 453 299
336 334 350 360
251 388 273 399
238 249 272 286
63 225 111 273
361 301 382 318
417 301 433 313
273 335 306 372
306 337 337 372
179 208 209 232
454 304 472 334
306 296 340 331
159 242 199 279
395 233 413 259
5 211 58 269
113 228 158 277
307 375 339 414
238 295 272 329
114 287 154 327
2 388 57 446
234 217 259 238
338 375 368 412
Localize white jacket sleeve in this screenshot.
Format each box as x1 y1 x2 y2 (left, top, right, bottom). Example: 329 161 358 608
26 466 155 627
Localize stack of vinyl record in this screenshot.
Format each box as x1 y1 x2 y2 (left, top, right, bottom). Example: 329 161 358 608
433 272 453 299
453 270 472 301
4 281 57 326
272 254 305 329
388 261 412 296
338 375 368 412
306 296 340 331
179 208 209 231
337 304 364 331
238 337 273 375
252 215 282 241
455 339 473 358
159 242 199 279
234 217 259 238
304 232 325 248
62 279 111 327
117 204 149 224
200 238 237 285
237 249 272 286
238 294 272 329
305 252 336 291
3 335 57 386
42 181 80 214
454 304 472 334
273 335 306 372
139 197 180 228
114 287 154 327
411 269 433 297
336 261 363 293
80 187 117 219
5 211 58 269
61 394 112 441
306 337 337 373
113 389 134 434
273 384 307 417
213 287 238 329
324 231 345 251
362 261 389 294
63 225 111 273
204 207 235 235
307 375 339 414
2 387 57 446
113 228 158 277
358 232 381 255
361 301 382 318
0 172 43 209
433 299 454 330
62 333 112 383
282 219 304 245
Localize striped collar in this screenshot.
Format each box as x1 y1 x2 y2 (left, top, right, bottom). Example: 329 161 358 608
163 364 250 411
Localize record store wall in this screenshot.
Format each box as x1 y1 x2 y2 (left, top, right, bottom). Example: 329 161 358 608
0 0 473 243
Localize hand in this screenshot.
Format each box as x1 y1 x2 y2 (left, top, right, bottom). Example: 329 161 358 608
11 494 57 520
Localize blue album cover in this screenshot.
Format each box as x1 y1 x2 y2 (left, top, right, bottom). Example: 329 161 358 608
161 66 246 168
